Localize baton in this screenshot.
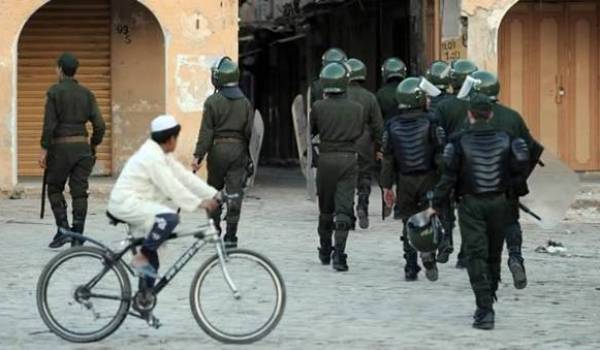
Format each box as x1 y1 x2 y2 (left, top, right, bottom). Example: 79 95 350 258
40 169 47 219
519 202 541 221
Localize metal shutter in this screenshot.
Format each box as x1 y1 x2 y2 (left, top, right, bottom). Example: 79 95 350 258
18 0 111 176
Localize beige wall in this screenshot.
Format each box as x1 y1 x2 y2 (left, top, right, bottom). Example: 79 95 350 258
0 0 238 191
462 0 519 72
111 0 165 173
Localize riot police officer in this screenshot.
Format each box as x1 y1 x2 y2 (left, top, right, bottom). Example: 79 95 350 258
426 60 455 263
311 62 363 271
192 57 254 248
431 93 530 330
376 57 407 121
376 57 407 219
426 60 452 112
40 52 106 248
310 47 348 106
346 58 384 229
467 70 544 289
381 77 443 281
434 58 478 268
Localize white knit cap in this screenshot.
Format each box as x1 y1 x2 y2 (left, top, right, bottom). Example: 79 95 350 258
151 114 179 132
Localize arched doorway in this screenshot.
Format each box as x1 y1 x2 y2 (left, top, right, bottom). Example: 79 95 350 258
17 0 165 177
498 0 599 170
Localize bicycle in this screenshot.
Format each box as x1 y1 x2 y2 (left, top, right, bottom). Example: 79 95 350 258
36 213 286 344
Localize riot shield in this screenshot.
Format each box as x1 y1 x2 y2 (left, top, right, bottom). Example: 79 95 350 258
247 110 264 188
291 94 308 178
520 152 580 229
306 87 317 201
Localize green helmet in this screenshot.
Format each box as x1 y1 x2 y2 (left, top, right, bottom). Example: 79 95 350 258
395 77 426 108
322 47 347 66
426 60 451 89
211 56 240 89
347 58 367 82
406 210 444 253
470 70 500 99
381 57 407 82
450 59 478 89
319 62 350 94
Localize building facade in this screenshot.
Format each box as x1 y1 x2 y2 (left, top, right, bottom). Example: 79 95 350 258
0 0 238 191
464 0 599 171
0 0 596 192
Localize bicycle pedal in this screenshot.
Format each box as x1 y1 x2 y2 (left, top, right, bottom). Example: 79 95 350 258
146 315 161 329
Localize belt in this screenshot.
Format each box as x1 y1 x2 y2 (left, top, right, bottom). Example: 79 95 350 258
53 136 88 144
214 137 244 144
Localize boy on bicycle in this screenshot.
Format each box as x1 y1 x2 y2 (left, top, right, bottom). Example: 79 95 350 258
108 115 220 286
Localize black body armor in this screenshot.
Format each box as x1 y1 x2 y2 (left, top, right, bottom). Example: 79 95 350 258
388 112 436 174
459 130 511 194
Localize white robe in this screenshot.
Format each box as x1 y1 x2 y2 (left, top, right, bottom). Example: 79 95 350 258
108 139 218 230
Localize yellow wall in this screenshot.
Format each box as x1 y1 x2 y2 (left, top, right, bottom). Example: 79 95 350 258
0 0 238 191
461 0 519 72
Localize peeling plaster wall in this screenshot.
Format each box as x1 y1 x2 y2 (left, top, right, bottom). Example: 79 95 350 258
462 0 519 72
111 0 166 173
0 0 239 191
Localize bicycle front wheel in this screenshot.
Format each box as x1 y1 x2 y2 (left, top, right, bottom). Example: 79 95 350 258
190 248 286 344
36 246 131 343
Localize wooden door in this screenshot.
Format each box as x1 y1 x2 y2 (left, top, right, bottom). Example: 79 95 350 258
18 0 112 176
563 2 599 169
499 1 599 170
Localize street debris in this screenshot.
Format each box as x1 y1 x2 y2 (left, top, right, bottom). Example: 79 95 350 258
535 240 567 255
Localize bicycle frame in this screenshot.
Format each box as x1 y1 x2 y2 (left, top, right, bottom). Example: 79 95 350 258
58 220 240 300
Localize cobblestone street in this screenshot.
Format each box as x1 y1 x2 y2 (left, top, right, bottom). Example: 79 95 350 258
1 168 599 350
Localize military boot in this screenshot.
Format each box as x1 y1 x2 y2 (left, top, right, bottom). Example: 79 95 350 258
318 242 333 265
332 230 349 272
318 216 334 265
402 232 421 280
356 193 370 229
48 201 71 249
472 307 495 330
437 229 454 264
455 249 468 269
71 217 86 247
404 253 421 281
421 252 438 282
508 253 527 290
224 222 238 248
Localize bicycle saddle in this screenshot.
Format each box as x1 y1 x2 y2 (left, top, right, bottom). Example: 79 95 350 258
106 211 127 226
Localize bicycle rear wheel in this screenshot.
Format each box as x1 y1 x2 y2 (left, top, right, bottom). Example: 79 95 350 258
190 248 286 344
36 246 131 343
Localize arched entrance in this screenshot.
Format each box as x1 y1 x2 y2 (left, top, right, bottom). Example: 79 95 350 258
17 0 165 177
498 0 599 170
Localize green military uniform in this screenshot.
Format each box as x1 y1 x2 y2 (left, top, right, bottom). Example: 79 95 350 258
346 58 384 229
310 78 324 106
432 94 529 330
194 57 253 247
432 59 478 266
376 57 408 218
43 53 105 248
467 69 543 289
311 62 363 271
376 81 402 120
381 77 442 281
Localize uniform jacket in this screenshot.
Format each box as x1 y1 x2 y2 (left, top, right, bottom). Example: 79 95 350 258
376 81 401 121
193 92 253 160
347 83 384 150
108 140 218 230
310 94 363 153
41 78 105 149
